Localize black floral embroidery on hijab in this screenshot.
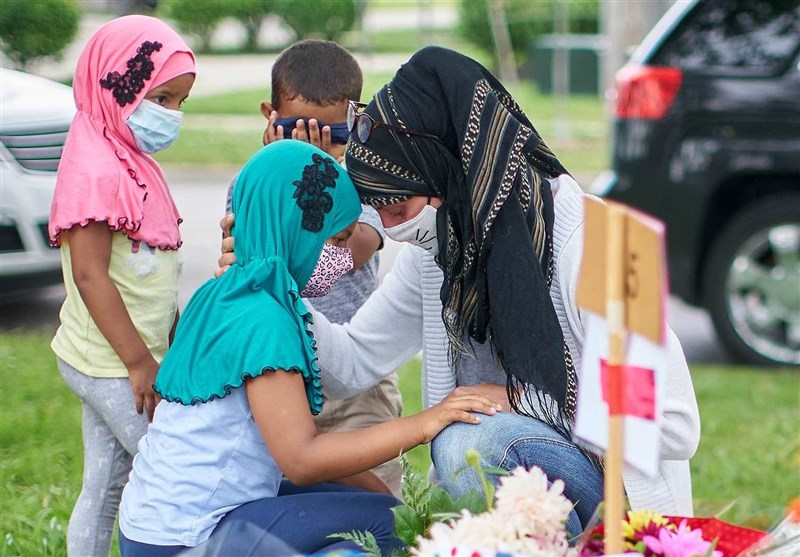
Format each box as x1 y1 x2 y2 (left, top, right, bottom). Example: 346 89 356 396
293 153 339 232
99 41 163 107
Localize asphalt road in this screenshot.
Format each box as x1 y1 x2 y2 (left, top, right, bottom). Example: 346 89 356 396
0 164 734 365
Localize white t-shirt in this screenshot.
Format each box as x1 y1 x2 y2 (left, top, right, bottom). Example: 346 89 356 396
119 387 283 547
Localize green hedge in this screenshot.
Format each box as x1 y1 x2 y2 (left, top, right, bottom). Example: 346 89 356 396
0 0 80 70
162 0 357 53
458 0 599 63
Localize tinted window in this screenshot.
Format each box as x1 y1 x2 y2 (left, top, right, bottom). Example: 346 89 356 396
653 0 800 75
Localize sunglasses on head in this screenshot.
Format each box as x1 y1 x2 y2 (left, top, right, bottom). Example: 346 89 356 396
347 101 440 144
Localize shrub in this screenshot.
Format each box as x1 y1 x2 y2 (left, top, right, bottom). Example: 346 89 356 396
0 0 80 70
162 0 229 52
458 0 599 63
274 0 357 42
226 0 275 52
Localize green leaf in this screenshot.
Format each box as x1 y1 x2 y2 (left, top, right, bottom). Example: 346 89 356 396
450 463 470 480
461 448 497 510
327 530 381 557
392 505 425 545
482 466 510 476
430 511 463 521
427 485 457 516
399 454 432 514
454 489 488 514
701 537 720 557
482 478 496 509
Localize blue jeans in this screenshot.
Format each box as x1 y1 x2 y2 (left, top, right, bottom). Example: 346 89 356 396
431 412 603 537
119 482 402 556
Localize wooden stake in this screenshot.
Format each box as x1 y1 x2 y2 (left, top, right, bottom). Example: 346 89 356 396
604 205 627 555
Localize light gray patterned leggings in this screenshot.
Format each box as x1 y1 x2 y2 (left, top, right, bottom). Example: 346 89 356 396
58 359 149 557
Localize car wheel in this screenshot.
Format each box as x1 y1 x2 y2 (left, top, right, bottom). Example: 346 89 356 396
704 192 800 367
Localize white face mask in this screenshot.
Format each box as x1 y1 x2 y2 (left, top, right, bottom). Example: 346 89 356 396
384 203 439 257
126 100 183 154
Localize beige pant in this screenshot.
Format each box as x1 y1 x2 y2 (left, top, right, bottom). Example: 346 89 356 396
314 374 404 496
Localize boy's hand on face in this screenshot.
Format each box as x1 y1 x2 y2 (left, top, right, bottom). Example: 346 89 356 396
292 118 334 156
262 110 284 146
263 112 340 160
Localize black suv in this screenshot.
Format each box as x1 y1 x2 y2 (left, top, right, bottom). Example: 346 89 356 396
594 0 800 367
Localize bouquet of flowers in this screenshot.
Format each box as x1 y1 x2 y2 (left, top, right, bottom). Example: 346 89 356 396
413 465 574 557
332 453 780 557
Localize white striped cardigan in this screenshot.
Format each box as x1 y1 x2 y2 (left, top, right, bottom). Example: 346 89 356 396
310 174 700 516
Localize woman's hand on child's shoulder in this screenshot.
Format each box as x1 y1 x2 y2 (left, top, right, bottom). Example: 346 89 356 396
414 388 502 443
215 214 236 278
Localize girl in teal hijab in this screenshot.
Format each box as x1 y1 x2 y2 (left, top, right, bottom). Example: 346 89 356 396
154 140 362 411
118 141 500 556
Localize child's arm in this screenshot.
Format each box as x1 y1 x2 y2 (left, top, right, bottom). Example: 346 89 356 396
310 424 393 494
67 221 161 421
333 470 393 494
246 370 500 486
348 222 381 270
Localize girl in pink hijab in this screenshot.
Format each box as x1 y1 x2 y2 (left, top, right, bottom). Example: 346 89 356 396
48 15 194 557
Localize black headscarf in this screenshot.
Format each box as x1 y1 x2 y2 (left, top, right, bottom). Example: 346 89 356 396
346 46 578 436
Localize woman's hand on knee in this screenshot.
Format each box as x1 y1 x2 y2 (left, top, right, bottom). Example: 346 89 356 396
415 392 502 443
452 383 512 413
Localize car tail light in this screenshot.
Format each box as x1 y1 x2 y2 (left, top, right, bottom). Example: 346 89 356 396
614 65 683 120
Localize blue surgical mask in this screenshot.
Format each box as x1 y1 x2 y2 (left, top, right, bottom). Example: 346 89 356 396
273 117 350 145
126 100 183 154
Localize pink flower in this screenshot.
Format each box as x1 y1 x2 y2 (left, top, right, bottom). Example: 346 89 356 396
643 520 722 557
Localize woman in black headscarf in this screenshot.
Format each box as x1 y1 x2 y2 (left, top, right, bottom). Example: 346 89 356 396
346 46 577 439
339 46 698 533
218 46 700 536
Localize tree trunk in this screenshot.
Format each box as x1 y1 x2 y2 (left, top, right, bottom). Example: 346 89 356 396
487 0 518 84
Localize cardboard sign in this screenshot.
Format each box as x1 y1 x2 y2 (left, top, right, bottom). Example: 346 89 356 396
574 197 669 477
577 197 666 344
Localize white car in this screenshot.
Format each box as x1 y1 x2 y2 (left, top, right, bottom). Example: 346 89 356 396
0 68 75 294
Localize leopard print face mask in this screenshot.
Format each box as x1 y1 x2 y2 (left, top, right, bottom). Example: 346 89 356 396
301 242 354 298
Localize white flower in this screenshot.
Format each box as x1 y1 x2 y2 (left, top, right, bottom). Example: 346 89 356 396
494 466 575 537
414 467 574 557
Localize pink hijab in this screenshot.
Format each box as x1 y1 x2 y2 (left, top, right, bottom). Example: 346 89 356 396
49 15 195 250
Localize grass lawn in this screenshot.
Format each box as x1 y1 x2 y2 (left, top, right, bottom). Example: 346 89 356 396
1 331 797 556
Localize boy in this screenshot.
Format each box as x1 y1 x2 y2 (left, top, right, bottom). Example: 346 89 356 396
226 40 402 495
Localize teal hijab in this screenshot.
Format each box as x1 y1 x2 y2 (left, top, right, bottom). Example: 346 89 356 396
154 141 361 413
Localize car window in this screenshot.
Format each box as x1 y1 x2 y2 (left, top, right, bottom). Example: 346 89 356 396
652 0 800 76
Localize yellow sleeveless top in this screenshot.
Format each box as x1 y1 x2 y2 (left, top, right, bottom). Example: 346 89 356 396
51 232 180 378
